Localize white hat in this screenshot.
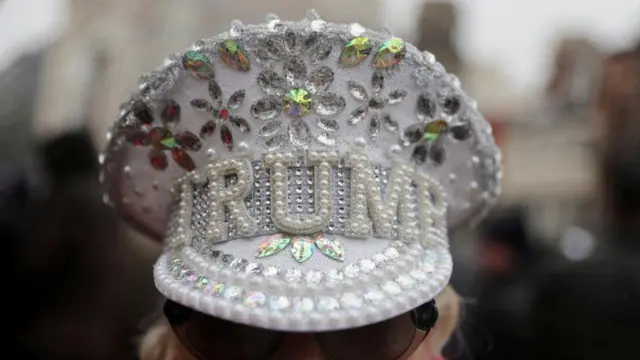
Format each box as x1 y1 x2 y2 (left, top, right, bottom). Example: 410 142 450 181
101 10 501 332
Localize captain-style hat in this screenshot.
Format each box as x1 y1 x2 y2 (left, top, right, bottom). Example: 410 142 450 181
101 10 501 332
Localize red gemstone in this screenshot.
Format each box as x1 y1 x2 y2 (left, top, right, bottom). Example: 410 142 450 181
171 148 195 171
200 121 216 138
124 128 149 146
219 108 230 120
149 148 168 170
176 131 202 151
220 124 233 151
161 100 181 125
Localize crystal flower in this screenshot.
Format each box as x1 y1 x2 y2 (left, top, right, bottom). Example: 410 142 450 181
401 119 472 166
123 101 202 171
256 233 344 263
190 80 249 151
346 71 407 140
251 57 345 151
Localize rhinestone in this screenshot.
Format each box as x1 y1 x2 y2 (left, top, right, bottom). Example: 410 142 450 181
227 90 246 109
221 254 235 266
288 119 311 150
443 96 461 115
401 123 425 146
258 121 283 137
283 88 312 118
283 58 307 87
424 120 448 142
251 97 282 120
220 124 233 150
171 148 195 171
207 80 224 108
340 293 363 309
285 268 303 283
305 270 324 283
291 236 315 263
263 266 280 277
344 264 360 278
160 100 180 126
382 281 402 295
257 70 286 96
326 269 344 283
410 270 428 282
208 281 226 296
412 144 428 165
359 259 376 273
372 72 384 95
292 297 315 313
133 101 154 125
195 276 209 289
176 131 201 151
373 38 406 68
397 275 416 289
230 258 248 271
347 81 368 101
364 288 385 303
417 93 436 120
339 37 373 67
269 296 291 311
318 296 340 311
223 286 243 300
384 248 400 261
200 121 216 138
284 29 297 53
309 41 332 64
229 116 250 133
430 144 446 165
149 149 168 170
369 113 381 139
347 106 367 125
244 292 267 307
451 124 471 140
182 50 215 80
382 115 399 132
217 39 250 71
317 117 339 132
316 132 336 146
314 93 345 117
305 66 334 94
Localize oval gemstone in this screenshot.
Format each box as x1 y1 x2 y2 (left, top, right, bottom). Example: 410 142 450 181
217 39 250 71
339 37 373 67
283 88 312 118
424 120 448 142
373 38 406 68
182 50 215 80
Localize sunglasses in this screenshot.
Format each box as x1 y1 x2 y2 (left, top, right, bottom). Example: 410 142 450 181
164 299 439 360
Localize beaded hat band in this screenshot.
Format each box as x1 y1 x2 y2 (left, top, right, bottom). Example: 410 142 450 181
102 10 501 331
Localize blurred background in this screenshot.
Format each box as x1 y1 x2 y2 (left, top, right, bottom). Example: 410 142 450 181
1 0 639 359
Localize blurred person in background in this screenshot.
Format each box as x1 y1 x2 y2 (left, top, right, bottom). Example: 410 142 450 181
465 207 548 360
530 47 640 360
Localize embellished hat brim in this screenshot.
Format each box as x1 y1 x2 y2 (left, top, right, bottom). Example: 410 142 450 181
154 234 451 332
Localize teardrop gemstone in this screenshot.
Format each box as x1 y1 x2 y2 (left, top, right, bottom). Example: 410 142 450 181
220 124 233 150
217 40 250 71
339 37 373 67
171 148 196 171
373 38 406 68
182 51 215 80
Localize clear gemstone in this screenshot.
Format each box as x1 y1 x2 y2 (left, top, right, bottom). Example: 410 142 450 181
316 132 336 146
372 253 387 264
397 275 416 289
383 115 399 132
347 106 367 125
305 66 334 94
227 90 246 109
410 270 428 282
230 258 248 271
387 89 407 105
451 124 471 140
266 134 287 151
369 113 380 139
384 247 400 260
221 254 234 266
443 96 461 115
305 270 324 283
430 144 446 165
318 118 339 133
401 123 425 146
372 71 384 95
269 296 291 311
344 264 360 278
417 93 436 120
340 293 363 309
245 263 263 275
258 121 283 137
314 93 345 116
368 96 385 110
326 269 344 283
191 99 214 113
309 41 332 64
283 58 307 87
264 38 283 59
347 81 368 101
285 268 303 282
223 286 243 300
318 296 340 311
208 80 223 108
382 281 402 295
257 70 286 96
251 97 283 120
359 259 376 273
244 292 266 307
292 297 315 312
263 266 280 277
288 119 311 150
229 116 250 133
364 288 385 303
284 29 297 53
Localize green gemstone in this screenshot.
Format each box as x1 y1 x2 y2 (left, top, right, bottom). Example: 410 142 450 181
291 236 315 263
423 120 448 142
339 37 373 67
314 233 345 262
182 50 215 80
256 234 292 258
195 276 209 289
170 257 182 266
373 38 406 68
217 40 250 71
283 88 312 118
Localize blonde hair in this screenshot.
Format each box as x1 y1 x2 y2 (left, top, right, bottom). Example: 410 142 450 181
140 287 461 360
